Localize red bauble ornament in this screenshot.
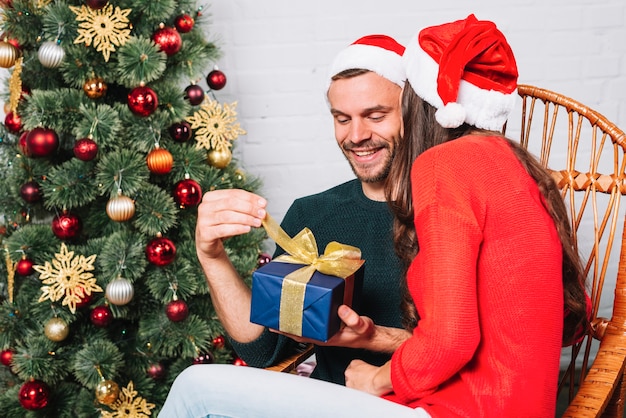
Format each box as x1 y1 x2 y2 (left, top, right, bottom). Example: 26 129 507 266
0 349 14 366
193 351 214 365
51 211 82 240
147 362 165 380
18 131 30 156
174 14 195 33
212 335 225 349
173 178 202 208
165 299 189 322
257 252 272 268
15 258 35 276
153 26 182 56
20 181 42 203
146 236 176 266
169 121 192 142
90 305 113 327
26 127 59 158
73 137 98 161
4 111 22 133
207 69 227 90
1 31 20 49
75 286 94 309
18 379 50 410
85 0 108 9
232 357 248 366
128 86 158 117
146 147 173 174
184 84 204 106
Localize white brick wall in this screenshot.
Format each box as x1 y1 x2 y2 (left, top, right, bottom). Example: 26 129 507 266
205 0 626 225
1 1 623 229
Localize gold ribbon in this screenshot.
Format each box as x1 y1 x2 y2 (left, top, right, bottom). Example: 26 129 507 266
262 214 364 336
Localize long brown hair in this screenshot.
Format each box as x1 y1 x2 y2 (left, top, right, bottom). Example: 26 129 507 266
385 82 589 344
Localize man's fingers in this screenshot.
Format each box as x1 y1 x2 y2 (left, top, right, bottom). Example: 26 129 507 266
197 190 267 230
338 305 364 330
201 189 266 214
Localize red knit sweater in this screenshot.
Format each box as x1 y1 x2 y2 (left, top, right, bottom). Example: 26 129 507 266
385 135 563 417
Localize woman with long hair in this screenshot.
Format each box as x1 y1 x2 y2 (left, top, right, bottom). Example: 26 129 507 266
345 14 589 417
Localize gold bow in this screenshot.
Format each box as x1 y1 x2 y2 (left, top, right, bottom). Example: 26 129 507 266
262 214 364 336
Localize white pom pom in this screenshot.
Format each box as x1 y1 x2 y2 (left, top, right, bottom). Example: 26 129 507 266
435 102 466 128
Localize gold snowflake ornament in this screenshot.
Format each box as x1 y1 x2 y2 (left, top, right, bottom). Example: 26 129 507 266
69 4 132 62
186 98 246 152
34 243 102 314
101 381 155 418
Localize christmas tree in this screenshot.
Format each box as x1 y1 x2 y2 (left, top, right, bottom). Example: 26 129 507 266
0 0 265 416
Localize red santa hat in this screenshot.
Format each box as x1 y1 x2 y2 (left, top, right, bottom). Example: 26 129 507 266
327 34 406 89
404 14 519 131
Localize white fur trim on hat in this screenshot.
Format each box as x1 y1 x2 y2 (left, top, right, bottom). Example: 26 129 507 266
327 43 405 90
404 32 517 131
435 102 466 128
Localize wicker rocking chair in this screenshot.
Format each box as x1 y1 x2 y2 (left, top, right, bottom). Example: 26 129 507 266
507 84 626 417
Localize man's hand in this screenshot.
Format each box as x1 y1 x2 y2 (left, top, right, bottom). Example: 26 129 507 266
326 304 376 346
196 189 267 261
271 305 411 353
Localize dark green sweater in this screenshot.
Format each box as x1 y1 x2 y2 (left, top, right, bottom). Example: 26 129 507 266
230 179 403 385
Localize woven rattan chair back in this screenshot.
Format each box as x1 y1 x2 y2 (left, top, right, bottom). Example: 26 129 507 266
504 84 626 417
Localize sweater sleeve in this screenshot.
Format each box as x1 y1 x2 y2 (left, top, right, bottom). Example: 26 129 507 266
228 329 295 368
389 144 485 404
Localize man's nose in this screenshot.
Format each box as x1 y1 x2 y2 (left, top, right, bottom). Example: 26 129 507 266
348 119 370 144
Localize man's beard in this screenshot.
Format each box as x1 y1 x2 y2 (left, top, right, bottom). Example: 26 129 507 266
344 145 394 184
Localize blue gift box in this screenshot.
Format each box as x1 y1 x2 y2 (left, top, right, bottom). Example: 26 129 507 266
250 261 363 342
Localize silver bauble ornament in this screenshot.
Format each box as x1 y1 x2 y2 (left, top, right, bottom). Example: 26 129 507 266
105 277 134 305
44 317 69 342
0 41 19 68
106 195 135 222
38 41 65 68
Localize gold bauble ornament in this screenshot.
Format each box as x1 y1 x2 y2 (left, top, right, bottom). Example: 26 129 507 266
208 148 232 169
106 195 135 222
105 277 134 305
234 169 246 182
83 77 107 99
95 379 120 405
0 41 19 68
146 147 174 174
44 316 69 342
37 41 65 68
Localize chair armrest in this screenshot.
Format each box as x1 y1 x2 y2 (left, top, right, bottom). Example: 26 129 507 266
562 332 626 417
265 343 315 373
